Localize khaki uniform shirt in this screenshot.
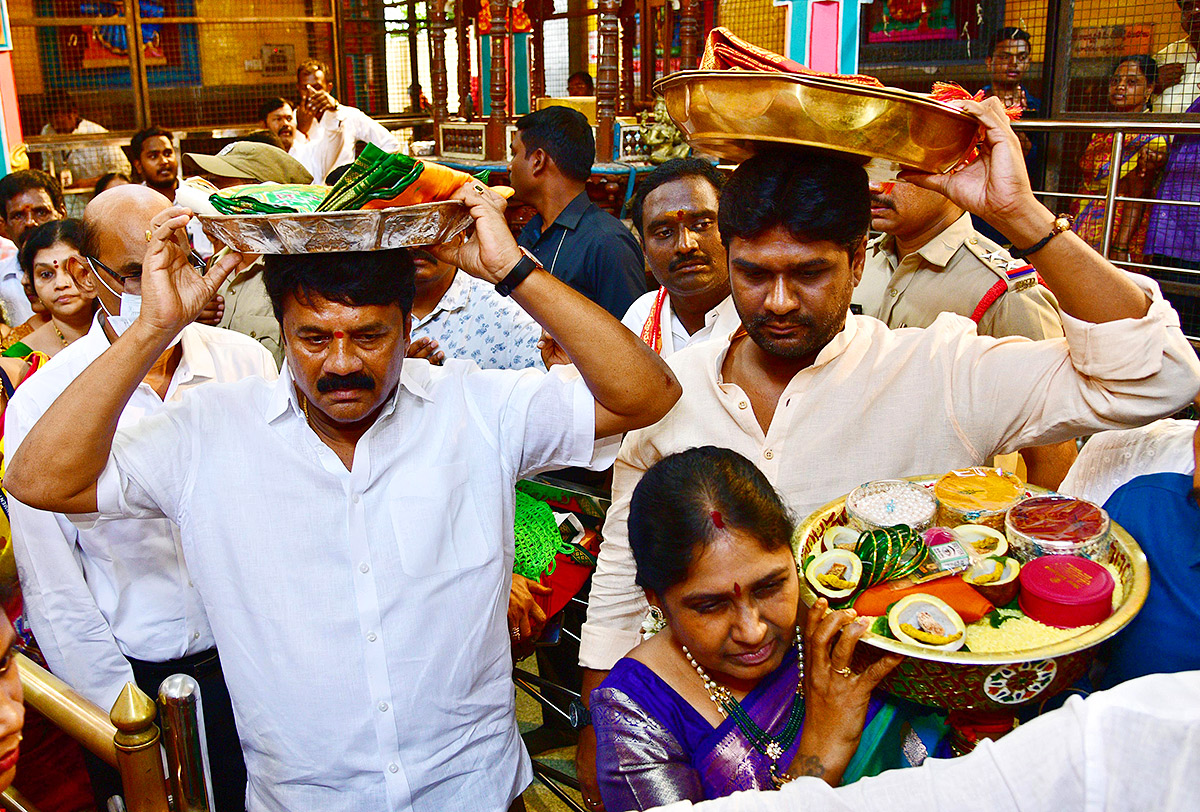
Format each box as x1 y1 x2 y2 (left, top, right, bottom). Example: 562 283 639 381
217 259 282 368
860 213 1064 340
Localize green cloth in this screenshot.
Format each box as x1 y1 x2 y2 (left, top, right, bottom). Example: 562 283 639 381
208 183 328 215
316 143 424 212
1 342 32 359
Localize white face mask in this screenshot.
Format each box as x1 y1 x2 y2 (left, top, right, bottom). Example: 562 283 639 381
94 264 180 347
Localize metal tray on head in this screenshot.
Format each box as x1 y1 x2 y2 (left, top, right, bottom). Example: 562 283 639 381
654 70 980 177
196 200 473 254
794 475 1149 712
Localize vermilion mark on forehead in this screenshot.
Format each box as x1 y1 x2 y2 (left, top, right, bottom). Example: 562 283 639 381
334 330 345 339
732 583 742 597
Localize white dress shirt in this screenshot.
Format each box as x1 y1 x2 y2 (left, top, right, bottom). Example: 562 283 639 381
1060 419 1197 507
90 358 614 812
620 291 741 358
651 670 1200 812
290 105 400 183
5 318 277 711
0 239 34 327
580 274 1200 669
1153 40 1200 114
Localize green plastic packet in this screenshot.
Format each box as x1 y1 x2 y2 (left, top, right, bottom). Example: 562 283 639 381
209 183 328 215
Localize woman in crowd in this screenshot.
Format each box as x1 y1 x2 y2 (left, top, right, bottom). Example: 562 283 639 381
0 219 96 403
1071 56 1168 263
590 447 909 811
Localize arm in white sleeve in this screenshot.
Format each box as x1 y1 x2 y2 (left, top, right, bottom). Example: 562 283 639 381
579 438 654 670
10 499 134 712
346 106 400 153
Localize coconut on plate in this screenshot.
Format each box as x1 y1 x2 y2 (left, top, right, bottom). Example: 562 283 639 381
888 593 967 651
952 524 1009 559
962 555 1021 605
805 549 863 600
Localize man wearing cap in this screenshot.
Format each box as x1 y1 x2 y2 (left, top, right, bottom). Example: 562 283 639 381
184 141 313 366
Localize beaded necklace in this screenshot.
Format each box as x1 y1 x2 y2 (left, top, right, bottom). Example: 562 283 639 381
681 627 805 775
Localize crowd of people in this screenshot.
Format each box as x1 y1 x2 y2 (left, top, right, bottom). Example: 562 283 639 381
0 48 1196 812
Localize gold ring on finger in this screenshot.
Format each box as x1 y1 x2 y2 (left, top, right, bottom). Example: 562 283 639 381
145 229 154 242
834 666 853 677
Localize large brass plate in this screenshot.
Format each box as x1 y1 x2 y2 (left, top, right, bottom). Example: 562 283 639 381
655 71 980 176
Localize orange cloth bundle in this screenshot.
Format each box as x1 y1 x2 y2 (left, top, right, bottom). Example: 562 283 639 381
698 26 883 88
853 575 995 623
362 161 478 209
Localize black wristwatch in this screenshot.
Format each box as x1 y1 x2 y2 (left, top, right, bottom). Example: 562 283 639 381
495 247 543 297
568 698 592 729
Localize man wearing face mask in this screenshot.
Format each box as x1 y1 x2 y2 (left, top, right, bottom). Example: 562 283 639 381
3 185 275 811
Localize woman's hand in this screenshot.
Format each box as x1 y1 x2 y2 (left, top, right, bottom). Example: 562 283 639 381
788 598 903 786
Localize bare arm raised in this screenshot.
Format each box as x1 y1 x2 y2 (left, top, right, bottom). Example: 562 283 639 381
4 208 244 514
433 183 681 438
903 97 1149 323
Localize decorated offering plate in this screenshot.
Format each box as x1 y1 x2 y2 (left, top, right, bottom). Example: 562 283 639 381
197 200 473 254
794 475 1148 711
1006 495 1111 562
653 71 979 176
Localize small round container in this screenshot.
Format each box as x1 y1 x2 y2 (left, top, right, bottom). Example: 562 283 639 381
845 480 938 533
1006 495 1112 562
933 468 1025 529
1018 556 1115 628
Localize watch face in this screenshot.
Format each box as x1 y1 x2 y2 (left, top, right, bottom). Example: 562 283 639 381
568 699 589 729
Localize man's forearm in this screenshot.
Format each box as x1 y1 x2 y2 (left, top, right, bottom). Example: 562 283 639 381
511 269 680 430
991 200 1149 323
5 321 171 512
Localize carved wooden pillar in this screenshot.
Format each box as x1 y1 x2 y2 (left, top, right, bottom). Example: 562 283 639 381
639 0 654 108
486 0 510 160
596 0 620 162
619 0 635 115
530 2 546 101
455 0 473 120
429 0 450 149
408 0 423 111
679 0 700 70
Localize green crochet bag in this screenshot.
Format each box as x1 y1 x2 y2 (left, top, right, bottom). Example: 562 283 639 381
513 491 575 580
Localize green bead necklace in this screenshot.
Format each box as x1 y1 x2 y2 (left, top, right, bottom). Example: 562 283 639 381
682 627 805 772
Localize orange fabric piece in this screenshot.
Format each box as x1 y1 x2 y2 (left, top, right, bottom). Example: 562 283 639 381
853 575 995 623
698 27 883 88
362 161 477 209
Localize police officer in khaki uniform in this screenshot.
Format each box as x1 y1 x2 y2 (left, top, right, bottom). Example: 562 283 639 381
856 179 1077 488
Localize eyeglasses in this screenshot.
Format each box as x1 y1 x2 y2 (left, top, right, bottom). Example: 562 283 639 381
86 250 208 283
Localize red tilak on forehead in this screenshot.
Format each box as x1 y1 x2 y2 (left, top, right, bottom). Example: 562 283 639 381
334 330 346 339
732 583 742 597
710 511 724 529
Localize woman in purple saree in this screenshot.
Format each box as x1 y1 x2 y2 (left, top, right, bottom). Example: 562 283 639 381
591 447 905 811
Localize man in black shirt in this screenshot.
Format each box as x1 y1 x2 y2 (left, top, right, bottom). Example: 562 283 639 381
511 107 647 318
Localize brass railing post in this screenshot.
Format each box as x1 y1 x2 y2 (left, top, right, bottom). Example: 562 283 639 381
110 684 170 812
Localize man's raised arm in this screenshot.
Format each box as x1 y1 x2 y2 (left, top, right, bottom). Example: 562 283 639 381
434 185 681 438
5 209 241 513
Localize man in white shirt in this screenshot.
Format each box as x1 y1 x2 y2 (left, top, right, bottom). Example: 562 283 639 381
40 90 131 215
0 169 66 326
5 180 681 811
5 185 275 810
621 158 739 357
284 59 400 183
651 670 1200 812
570 98 1200 808
1153 0 1200 113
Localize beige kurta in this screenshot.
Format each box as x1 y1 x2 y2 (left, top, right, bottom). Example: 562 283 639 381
579 275 1200 669
217 258 282 367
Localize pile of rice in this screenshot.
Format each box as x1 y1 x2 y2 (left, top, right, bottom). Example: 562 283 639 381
964 616 1096 653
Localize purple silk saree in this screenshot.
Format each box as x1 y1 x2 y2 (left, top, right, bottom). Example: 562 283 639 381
591 647 885 811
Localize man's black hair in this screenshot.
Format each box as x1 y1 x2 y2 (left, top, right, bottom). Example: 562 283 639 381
568 71 594 93
130 126 173 161
18 218 84 277
515 107 594 182
93 172 130 197
263 249 416 324
45 89 77 116
0 169 65 219
989 27 1032 56
238 129 287 150
257 97 292 122
717 149 869 252
629 446 794 596
628 158 725 235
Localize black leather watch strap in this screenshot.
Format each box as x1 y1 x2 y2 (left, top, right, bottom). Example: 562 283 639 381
495 249 541 297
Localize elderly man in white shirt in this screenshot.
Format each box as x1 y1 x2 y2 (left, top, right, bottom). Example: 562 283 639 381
5 185 275 810
622 158 739 357
568 98 1200 809
651 670 1200 812
5 178 680 811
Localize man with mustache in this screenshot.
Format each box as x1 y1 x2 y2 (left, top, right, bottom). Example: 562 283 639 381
859 178 1076 489
5 180 681 811
572 100 1200 810
408 248 543 370
622 159 740 357
5 185 275 810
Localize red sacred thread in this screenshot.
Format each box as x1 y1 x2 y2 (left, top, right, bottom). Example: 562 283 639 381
710 511 724 529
